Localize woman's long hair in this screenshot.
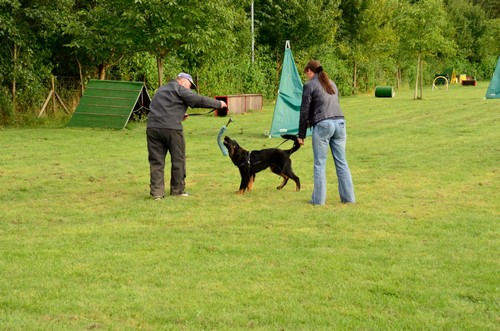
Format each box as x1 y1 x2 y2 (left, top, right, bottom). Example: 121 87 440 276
304 60 335 95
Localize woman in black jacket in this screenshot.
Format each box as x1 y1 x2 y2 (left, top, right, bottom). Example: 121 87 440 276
298 60 355 205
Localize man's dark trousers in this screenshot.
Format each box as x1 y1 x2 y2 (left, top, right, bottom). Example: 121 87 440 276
147 127 186 197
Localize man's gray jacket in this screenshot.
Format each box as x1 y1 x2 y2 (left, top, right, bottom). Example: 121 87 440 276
147 79 222 130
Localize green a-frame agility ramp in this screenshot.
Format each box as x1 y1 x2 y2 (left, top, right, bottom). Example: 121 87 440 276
67 79 151 129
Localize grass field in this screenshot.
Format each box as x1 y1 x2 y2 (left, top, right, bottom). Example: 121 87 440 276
0 82 498 330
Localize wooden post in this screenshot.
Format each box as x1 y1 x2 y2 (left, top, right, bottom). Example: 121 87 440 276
38 76 70 117
38 90 53 117
12 43 18 114
55 91 69 114
414 55 420 100
51 76 56 115
419 57 424 100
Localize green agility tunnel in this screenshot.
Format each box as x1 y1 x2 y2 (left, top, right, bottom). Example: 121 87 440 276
375 86 395 98
67 80 151 129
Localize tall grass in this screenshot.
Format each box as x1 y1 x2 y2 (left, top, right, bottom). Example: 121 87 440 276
0 82 498 330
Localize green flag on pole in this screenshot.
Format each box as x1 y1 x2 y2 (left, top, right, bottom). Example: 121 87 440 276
485 56 500 99
269 41 311 137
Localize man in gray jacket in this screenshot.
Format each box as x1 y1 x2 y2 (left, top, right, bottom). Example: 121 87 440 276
147 72 227 200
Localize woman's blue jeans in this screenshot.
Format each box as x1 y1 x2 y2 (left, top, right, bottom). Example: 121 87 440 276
311 118 355 205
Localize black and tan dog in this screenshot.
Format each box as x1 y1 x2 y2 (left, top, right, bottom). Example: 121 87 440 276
223 134 301 194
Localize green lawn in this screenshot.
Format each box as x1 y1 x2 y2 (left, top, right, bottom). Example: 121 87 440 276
0 82 498 330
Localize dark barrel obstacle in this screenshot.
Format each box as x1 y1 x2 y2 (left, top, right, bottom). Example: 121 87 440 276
375 86 395 98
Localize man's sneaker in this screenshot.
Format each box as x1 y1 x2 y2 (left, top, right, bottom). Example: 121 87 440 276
153 196 164 200
171 191 189 197
173 192 190 197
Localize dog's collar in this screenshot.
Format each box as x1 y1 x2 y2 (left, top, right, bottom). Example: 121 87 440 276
239 152 251 168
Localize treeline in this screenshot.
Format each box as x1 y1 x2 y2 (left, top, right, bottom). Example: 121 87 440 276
1 0 499 124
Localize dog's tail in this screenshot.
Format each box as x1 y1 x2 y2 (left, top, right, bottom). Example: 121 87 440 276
281 134 301 155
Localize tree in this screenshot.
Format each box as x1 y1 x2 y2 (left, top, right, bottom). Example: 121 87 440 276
396 0 455 99
64 0 137 81
254 0 340 65
0 0 72 114
130 0 241 88
337 0 399 93
446 0 489 64
472 0 500 18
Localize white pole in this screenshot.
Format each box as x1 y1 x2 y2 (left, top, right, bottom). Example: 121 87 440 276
251 1 254 64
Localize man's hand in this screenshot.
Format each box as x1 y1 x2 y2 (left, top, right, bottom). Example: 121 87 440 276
220 100 228 109
298 138 305 145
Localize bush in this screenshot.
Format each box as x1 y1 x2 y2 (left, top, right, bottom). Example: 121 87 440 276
196 50 277 100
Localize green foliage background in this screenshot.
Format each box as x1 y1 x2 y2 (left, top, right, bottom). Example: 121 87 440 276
0 0 499 125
